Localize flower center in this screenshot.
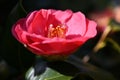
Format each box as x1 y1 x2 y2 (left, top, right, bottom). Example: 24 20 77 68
48 24 67 38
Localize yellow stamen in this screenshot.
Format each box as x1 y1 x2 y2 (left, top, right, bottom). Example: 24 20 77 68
48 24 67 38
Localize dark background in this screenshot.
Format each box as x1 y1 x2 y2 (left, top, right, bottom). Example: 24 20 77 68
0 0 120 80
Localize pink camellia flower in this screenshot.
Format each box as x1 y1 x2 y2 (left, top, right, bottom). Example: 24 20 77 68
12 9 97 59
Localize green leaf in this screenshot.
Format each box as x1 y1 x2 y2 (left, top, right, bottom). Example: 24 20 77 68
106 38 120 53
6 0 27 27
66 56 117 80
112 25 120 32
110 19 120 32
26 67 72 80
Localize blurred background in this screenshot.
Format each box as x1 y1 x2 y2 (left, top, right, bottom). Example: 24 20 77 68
0 0 120 80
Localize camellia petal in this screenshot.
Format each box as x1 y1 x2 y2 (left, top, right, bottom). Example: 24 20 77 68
84 19 97 38
27 11 46 35
66 12 86 36
53 10 73 23
25 11 37 29
12 18 26 43
27 40 83 55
